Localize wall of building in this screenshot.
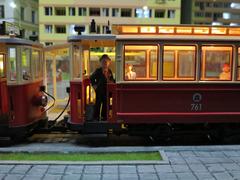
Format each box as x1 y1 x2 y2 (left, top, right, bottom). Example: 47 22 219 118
0 0 39 40
39 0 181 45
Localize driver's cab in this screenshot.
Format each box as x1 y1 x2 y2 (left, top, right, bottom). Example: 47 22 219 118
67 34 116 130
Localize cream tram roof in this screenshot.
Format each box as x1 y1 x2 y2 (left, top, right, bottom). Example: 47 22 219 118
0 36 43 47
68 24 240 44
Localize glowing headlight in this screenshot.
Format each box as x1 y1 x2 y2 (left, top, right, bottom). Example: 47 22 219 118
41 95 48 107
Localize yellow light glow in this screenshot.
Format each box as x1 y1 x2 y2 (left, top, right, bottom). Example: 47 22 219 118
193 27 209 34
158 26 174 33
140 26 156 33
164 46 196 51
122 26 138 33
229 28 240 35
211 27 227 34
176 27 192 34
0 55 4 75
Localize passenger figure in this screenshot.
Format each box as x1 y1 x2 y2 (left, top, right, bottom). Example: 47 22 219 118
126 64 136 80
90 54 115 121
219 63 231 80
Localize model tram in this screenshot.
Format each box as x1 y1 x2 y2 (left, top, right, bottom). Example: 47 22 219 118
65 25 240 139
0 37 48 140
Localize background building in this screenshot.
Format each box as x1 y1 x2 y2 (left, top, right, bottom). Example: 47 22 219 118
0 0 39 40
181 0 240 25
39 0 181 45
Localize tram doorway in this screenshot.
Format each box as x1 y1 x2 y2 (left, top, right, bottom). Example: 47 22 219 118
44 45 70 120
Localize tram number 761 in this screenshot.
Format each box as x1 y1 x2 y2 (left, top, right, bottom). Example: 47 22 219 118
191 103 202 111
191 93 203 112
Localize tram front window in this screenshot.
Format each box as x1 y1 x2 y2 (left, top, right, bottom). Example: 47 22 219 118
0 54 5 78
201 46 232 81
124 45 158 81
21 48 31 81
9 48 17 81
32 50 41 79
163 46 196 80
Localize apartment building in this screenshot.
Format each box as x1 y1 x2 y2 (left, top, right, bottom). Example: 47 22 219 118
0 0 39 40
181 0 240 25
39 0 181 45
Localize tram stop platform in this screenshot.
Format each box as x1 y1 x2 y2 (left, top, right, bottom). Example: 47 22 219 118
0 144 240 180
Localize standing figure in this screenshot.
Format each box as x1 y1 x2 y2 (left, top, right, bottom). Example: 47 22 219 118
90 54 115 121
126 64 136 80
219 63 231 80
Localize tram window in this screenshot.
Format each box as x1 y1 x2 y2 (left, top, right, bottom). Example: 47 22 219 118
73 45 81 78
201 46 232 81
163 46 196 80
124 45 158 81
32 50 40 79
9 48 17 81
0 54 5 78
21 48 31 81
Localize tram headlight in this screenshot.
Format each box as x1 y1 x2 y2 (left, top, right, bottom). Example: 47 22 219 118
33 95 48 107
41 95 48 107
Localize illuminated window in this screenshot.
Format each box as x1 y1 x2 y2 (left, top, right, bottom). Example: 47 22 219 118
163 46 196 80
21 48 31 81
32 50 41 79
73 45 81 79
0 54 5 78
124 45 158 81
9 48 17 81
201 46 232 81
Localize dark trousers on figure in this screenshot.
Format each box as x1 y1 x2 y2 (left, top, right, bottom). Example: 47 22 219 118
94 92 107 120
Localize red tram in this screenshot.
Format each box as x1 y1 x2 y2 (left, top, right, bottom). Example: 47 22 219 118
0 37 48 140
65 25 240 139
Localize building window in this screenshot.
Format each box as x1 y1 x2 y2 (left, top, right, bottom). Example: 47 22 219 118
45 7 53 16
21 7 24 20
112 8 119 17
55 7 66 16
121 8 132 17
163 46 196 81
167 10 175 18
205 12 212 18
124 45 158 81
45 42 53 46
102 8 109 16
206 2 212 7
155 9 165 18
201 46 232 81
135 8 151 18
213 2 223 8
55 25 66 34
45 25 53 33
89 8 100 16
0 5 4 18
69 7 75 16
78 7 87 16
195 12 204 17
32 11 35 23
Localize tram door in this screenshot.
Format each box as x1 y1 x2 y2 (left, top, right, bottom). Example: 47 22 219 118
0 53 8 119
44 46 70 112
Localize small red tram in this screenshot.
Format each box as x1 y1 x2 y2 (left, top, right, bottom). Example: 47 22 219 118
0 37 48 139
65 25 240 138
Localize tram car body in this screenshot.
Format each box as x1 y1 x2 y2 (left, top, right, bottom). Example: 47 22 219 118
64 25 240 138
0 37 47 139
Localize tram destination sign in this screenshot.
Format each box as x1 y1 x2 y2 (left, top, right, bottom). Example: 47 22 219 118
0 21 20 36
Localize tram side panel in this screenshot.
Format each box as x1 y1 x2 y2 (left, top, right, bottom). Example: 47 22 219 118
116 83 240 124
0 79 9 125
8 81 46 129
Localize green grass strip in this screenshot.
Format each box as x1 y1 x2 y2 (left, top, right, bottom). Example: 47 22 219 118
0 152 161 161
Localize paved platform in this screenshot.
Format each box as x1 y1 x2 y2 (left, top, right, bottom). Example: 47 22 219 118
1 145 240 179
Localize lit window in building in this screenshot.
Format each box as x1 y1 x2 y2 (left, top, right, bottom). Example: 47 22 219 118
69 7 75 16
45 7 53 16
102 8 109 16
167 10 175 18
55 25 66 34
223 12 230 19
212 22 223 26
55 7 66 16
231 3 240 9
69 24 79 35
89 8 100 16
121 8 132 17
0 5 4 18
112 8 119 17
45 25 53 33
79 7 87 16
32 11 35 23
21 7 24 20
135 7 151 18
230 23 240 26
155 9 165 18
